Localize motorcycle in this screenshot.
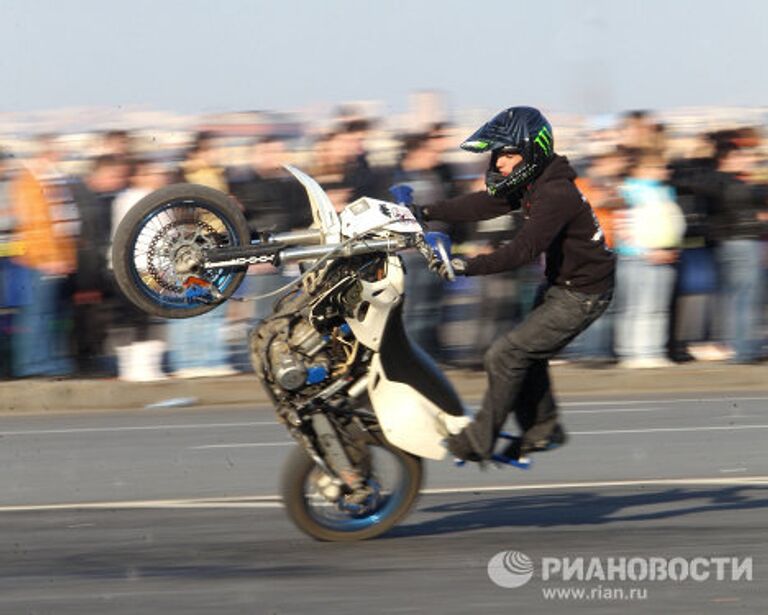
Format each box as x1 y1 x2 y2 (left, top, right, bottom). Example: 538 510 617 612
112 166 529 541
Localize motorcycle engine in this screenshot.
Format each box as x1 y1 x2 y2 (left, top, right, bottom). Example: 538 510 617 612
268 320 332 391
249 265 366 400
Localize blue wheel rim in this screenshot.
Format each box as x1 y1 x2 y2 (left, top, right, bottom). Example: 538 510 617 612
305 448 410 533
127 199 243 311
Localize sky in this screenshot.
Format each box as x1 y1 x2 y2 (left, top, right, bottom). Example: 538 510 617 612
0 0 766 117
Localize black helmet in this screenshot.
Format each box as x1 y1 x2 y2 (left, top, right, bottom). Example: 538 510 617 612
461 106 554 198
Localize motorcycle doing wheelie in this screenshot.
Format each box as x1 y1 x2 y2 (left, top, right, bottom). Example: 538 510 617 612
112 166 530 542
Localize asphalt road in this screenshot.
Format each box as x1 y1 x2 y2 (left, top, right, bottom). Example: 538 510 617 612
1 392 767 614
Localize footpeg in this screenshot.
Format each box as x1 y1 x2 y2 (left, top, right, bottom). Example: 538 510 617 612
493 431 532 469
491 452 532 469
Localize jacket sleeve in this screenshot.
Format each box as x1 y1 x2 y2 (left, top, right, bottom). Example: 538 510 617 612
464 183 576 276
426 190 517 223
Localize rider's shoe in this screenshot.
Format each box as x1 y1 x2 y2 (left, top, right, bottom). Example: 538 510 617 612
446 431 484 463
500 423 568 460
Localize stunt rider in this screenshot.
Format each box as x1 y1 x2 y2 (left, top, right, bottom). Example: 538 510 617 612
420 106 615 462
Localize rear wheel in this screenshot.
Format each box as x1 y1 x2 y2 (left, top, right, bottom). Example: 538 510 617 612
112 183 250 318
281 439 423 542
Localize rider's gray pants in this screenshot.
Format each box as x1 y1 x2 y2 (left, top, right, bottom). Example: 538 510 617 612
460 284 613 458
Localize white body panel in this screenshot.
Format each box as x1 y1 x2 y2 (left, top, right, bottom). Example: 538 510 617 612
344 255 404 351
284 165 342 243
339 197 423 238
367 354 471 460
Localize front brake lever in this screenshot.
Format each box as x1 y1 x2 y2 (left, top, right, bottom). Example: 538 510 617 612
434 238 455 282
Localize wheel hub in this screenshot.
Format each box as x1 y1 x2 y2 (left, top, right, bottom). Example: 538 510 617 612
172 244 204 274
145 218 221 292
339 480 383 516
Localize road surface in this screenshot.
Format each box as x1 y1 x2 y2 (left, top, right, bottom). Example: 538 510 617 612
1 392 766 613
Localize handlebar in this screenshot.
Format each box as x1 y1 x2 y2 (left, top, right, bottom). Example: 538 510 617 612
203 235 410 269
204 225 455 281
432 237 455 281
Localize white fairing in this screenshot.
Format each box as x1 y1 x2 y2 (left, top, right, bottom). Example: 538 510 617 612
339 197 423 238
284 165 421 242
284 164 472 460
367 354 471 460
345 255 471 459
284 165 342 243
344 255 404 351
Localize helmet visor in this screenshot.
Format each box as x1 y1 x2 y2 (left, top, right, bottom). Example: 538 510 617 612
460 122 516 153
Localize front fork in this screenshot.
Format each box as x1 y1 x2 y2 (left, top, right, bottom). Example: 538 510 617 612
282 402 375 496
309 413 366 491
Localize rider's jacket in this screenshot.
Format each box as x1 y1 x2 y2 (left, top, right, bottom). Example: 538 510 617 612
427 155 615 294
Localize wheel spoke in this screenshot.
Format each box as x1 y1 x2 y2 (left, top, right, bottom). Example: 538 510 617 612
128 200 241 307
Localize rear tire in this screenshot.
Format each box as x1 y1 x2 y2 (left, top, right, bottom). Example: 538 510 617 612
112 183 250 318
281 442 423 542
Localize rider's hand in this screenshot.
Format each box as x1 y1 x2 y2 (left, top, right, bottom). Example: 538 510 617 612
434 256 467 280
411 204 434 222
388 186 430 223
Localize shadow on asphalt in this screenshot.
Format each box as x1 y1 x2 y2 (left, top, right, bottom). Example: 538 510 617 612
386 486 768 538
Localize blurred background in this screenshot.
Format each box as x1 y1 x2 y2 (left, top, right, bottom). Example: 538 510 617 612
0 0 766 381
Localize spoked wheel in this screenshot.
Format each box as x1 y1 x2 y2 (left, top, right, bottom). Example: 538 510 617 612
281 440 423 542
112 183 251 318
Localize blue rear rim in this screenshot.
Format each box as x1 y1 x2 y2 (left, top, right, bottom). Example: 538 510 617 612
127 199 242 311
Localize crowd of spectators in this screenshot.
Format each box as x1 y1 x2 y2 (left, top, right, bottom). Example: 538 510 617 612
0 107 766 381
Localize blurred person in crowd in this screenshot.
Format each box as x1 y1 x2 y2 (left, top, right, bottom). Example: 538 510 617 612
9 134 80 377
109 158 173 381
309 131 344 184
228 135 311 238
620 110 661 153
166 132 236 378
417 107 615 462
396 132 449 205
413 126 490 366
666 136 721 362
111 158 172 235
310 131 353 211
457 187 530 369
614 150 686 368
337 118 379 201
0 149 14 231
704 133 767 363
227 135 311 328
101 130 133 159
0 148 21 377
427 122 462 199
181 131 227 192
99 130 134 189
69 154 130 375
396 133 452 358
567 149 628 365
670 129 767 363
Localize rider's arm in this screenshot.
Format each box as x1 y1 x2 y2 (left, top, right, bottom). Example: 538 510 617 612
463 182 576 276
423 190 517 223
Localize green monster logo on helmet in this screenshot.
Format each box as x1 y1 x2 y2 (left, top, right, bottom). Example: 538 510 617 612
463 139 490 151
533 125 553 156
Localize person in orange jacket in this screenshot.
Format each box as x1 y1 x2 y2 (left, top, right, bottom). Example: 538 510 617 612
10 135 79 377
